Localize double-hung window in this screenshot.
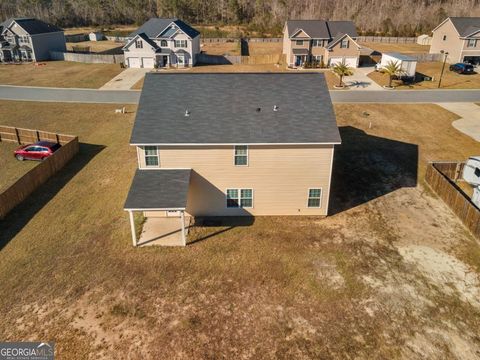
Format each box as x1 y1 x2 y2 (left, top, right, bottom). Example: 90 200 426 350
467 39 477 48
226 189 253 208
295 40 304 46
135 40 143 49
174 40 187 48
340 39 349 48
144 146 159 167
312 39 322 47
234 145 248 166
307 188 322 208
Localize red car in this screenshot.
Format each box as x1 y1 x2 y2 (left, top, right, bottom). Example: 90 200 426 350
14 141 61 161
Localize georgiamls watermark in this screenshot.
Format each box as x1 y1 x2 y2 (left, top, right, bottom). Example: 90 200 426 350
0 342 54 360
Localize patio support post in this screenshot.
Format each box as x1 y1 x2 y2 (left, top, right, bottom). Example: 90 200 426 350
180 211 186 247
128 210 137 247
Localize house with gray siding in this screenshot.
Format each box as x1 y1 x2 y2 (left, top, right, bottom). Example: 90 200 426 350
123 18 200 68
0 18 66 62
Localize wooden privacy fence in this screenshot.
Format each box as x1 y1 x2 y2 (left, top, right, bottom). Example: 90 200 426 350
50 51 124 64
408 53 443 62
357 36 417 44
0 126 79 219
425 161 480 239
197 53 282 65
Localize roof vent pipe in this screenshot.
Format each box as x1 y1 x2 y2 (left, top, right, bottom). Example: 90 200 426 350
185 109 190 117
273 105 279 112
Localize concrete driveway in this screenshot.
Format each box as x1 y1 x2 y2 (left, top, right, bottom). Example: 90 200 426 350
438 102 480 142
100 68 149 90
344 66 383 91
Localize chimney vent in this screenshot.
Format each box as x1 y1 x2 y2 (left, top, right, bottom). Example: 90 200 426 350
273 105 279 112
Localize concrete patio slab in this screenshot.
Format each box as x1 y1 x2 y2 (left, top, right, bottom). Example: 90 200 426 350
100 68 150 90
137 216 191 247
437 103 480 142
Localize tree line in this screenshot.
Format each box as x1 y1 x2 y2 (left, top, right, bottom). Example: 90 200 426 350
1 0 480 36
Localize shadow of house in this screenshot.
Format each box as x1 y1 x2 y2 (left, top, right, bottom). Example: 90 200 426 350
98 46 124 55
0 143 105 251
329 126 418 215
196 53 234 65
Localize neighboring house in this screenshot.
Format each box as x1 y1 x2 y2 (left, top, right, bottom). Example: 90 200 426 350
430 17 480 65
283 20 361 68
0 18 66 62
124 73 341 246
122 18 200 68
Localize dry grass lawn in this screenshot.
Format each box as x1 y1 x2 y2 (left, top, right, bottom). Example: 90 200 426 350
66 40 124 54
131 63 337 90
0 142 37 193
201 42 240 56
248 42 283 55
0 100 480 358
368 61 480 89
0 61 123 89
360 42 430 54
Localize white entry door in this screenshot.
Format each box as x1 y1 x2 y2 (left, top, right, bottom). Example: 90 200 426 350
142 57 155 69
329 56 358 68
128 57 141 68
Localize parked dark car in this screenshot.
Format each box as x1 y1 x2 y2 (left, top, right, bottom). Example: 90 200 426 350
14 141 61 161
449 63 475 74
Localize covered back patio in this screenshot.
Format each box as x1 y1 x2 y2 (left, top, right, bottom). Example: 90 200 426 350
124 169 192 247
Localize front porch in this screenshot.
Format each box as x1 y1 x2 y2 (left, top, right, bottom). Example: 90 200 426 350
124 169 192 247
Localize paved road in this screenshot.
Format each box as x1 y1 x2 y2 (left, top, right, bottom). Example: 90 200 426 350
1 85 480 104
0 85 140 104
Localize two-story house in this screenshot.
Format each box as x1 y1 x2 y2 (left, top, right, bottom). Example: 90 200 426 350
430 17 480 65
124 73 341 246
0 18 66 62
122 18 200 68
283 20 361 68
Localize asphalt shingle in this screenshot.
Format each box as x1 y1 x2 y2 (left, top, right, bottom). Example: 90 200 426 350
130 73 341 145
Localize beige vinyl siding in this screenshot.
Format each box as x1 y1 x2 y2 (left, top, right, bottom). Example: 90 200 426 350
430 19 463 63
325 36 360 63
137 145 335 216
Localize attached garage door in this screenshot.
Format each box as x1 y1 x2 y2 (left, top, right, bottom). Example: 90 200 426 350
128 57 141 68
142 57 155 69
329 56 358 68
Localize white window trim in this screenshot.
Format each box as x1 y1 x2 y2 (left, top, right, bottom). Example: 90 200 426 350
143 146 159 168
467 39 477 48
307 187 323 208
135 40 143 49
340 39 349 49
233 145 249 166
225 188 254 209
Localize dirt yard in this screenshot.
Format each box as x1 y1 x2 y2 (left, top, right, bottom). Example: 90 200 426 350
0 61 123 88
0 101 479 359
0 142 37 192
66 40 124 54
360 42 430 54
201 41 240 56
368 61 480 89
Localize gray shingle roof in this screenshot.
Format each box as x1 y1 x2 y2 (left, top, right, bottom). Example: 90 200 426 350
1 18 63 35
129 18 200 39
449 17 480 37
130 73 341 145
286 20 357 39
124 169 191 210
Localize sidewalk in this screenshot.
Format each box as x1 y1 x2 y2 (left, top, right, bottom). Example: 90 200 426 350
99 68 150 90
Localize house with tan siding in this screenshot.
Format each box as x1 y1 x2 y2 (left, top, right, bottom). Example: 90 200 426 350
430 17 480 65
124 73 341 246
283 20 361 68
123 18 200 68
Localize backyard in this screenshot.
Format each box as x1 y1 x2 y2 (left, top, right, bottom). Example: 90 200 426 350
0 100 479 359
201 41 240 56
0 61 123 88
368 61 480 89
360 42 430 54
66 40 124 54
0 142 37 193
